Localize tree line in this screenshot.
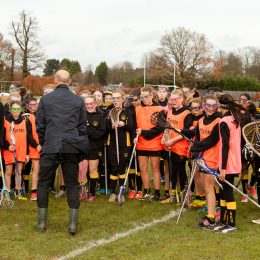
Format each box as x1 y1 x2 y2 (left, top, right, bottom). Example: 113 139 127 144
1 11 260 93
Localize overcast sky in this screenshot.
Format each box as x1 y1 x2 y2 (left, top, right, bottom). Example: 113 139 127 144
1 0 260 72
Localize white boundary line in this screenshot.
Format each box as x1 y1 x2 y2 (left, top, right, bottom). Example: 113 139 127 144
56 209 181 260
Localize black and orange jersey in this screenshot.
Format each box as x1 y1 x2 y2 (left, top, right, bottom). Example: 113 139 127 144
106 107 133 148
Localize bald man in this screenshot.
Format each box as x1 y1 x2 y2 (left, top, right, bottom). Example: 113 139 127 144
36 70 89 235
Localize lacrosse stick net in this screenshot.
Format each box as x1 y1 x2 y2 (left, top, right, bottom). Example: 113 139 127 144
242 121 260 157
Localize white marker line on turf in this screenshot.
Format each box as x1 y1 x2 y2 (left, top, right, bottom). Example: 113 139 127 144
56 209 181 260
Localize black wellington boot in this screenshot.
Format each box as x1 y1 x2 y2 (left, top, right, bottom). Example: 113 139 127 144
37 208 47 232
68 208 79 235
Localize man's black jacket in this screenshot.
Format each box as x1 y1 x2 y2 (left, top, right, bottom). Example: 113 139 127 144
36 85 89 155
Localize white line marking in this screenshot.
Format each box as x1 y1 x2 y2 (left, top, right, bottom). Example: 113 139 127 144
56 209 181 260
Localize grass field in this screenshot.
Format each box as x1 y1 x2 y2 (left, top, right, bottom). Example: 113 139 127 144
0 190 260 260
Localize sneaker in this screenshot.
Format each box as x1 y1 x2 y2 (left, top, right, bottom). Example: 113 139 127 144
55 189 66 199
160 193 170 201
96 188 106 194
241 195 248 203
139 193 153 202
160 197 171 204
198 216 216 230
17 194 28 201
247 184 258 199
108 193 117 202
80 192 87 201
135 191 143 200
221 225 237 233
252 218 260 224
213 223 226 231
88 194 96 202
30 193 37 201
128 190 136 199
216 207 221 222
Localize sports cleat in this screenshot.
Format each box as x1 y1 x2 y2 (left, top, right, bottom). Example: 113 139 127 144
241 195 248 203
108 193 117 202
213 223 226 231
247 184 258 199
31 192 37 201
252 218 260 224
220 225 237 233
88 195 96 202
135 191 143 200
55 190 66 199
198 216 216 230
128 190 136 199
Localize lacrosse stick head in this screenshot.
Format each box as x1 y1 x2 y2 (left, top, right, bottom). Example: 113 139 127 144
242 121 260 157
150 111 171 129
118 185 126 206
195 157 219 177
0 190 14 208
109 107 122 123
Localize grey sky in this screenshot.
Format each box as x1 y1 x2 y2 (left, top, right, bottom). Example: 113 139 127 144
1 0 260 72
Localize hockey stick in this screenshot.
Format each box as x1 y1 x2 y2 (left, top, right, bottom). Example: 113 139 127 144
0 151 14 208
118 135 139 206
176 160 197 224
195 157 260 209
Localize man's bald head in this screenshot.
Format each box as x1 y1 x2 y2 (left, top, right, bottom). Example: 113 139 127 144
54 70 71 85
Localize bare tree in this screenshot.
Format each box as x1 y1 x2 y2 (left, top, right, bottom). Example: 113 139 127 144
0 33 16 80
150 27 213 83
11 10 44 77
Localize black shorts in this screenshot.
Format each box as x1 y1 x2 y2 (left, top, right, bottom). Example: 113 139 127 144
86 150 103 160
136 150 163 157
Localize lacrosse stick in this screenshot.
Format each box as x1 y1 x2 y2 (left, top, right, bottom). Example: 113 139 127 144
242 121 260 157
163 129 179 204
118 135 139 206
176 160 198 224
109 108 122 164
80 160 87 200
150 111 193 143
195 157 260 209
104 143 108 195
0 151 14 208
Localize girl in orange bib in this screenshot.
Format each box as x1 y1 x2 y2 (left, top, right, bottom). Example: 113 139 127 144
135 86 163 200
3 101 38 199
190 95 221 229
26 97 42 200
213 94 243 233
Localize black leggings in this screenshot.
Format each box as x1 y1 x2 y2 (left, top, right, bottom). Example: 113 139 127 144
220 175 235 203
169 152 187 191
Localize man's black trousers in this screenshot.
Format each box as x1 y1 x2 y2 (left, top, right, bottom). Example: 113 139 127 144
37 153 80 209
